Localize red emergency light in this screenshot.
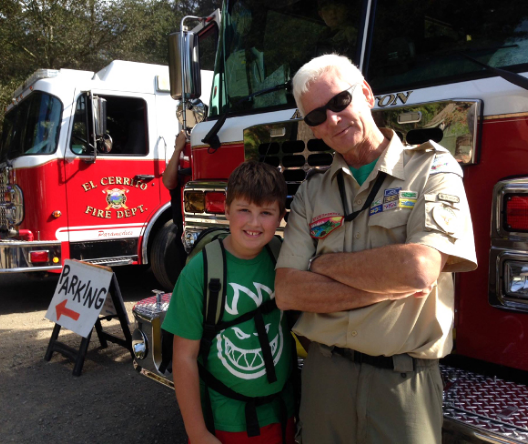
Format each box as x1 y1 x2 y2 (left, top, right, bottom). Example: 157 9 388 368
506 195 528 231
205 192 226 214
29 250 50 263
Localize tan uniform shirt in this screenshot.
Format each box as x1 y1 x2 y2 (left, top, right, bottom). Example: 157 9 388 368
277 129 477 359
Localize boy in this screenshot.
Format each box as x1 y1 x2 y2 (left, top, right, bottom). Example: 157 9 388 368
162 161 295 444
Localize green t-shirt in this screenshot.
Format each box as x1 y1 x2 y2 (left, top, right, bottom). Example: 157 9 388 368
162 246 294 432
349 158 377 186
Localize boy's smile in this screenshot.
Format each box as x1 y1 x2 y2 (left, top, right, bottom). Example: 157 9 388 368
223 197 283 260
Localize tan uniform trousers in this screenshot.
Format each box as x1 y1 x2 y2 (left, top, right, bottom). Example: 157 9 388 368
298 342 443 444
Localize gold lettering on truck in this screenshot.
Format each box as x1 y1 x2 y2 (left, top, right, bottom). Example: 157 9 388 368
81 177 149 219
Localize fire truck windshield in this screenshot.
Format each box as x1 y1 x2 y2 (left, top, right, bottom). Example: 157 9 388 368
209 0 528 118
208 0 362 118
0 91 62 162
367 1 528 93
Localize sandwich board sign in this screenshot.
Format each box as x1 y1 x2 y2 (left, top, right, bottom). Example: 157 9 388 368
44 260 132 376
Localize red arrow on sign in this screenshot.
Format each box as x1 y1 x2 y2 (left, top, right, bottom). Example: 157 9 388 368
56 299 80 321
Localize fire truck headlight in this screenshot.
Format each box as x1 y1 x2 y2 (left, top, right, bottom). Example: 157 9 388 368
3 187 13 203
8 185 24 225
182 230 200 253
132 329 148 360
184 191 205 213
504 261 528 299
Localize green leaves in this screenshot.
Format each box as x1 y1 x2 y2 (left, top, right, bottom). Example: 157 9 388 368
0 0 220 124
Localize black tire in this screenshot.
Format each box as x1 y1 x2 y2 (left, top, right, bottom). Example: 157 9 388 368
150 220 187 292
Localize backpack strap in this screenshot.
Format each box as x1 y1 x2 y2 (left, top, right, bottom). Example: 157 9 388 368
198 363 288 441
201 238 227 436
200 236 283 435
265 235 282 263
202 239 227 347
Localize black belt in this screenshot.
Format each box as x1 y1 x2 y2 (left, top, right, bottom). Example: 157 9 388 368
332 346 415 371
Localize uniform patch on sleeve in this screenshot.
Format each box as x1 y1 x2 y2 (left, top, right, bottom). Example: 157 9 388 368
430 153 463 177
438 193 460 203
309 214 344 239
433 204 459 234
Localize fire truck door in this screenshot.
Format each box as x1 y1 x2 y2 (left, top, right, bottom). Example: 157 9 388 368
61 92 161 264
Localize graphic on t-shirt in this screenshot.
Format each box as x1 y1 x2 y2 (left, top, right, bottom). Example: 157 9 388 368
216 282 284 380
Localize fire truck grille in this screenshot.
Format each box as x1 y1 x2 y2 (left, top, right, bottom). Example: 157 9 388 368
247 122 333 215
441 365 528 442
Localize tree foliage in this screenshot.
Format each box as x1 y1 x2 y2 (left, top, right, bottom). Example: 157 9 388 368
0 0 221 123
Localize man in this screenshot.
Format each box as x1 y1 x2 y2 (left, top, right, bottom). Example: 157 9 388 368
316 0 358 58
275 54 477 444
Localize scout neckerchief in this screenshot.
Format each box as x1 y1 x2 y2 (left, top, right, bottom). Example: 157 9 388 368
337 170 387 222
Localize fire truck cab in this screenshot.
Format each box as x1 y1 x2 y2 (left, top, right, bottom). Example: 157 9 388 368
0 61 212 289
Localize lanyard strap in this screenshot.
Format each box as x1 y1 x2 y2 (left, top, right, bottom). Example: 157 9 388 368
337 170 387 222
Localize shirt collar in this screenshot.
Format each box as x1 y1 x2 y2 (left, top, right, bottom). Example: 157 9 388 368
329 128 406 183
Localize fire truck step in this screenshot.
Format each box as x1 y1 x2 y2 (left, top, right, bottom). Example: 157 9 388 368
83 257 136 266
441 365 528 442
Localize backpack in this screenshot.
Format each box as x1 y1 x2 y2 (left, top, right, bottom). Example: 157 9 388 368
161 228 291 442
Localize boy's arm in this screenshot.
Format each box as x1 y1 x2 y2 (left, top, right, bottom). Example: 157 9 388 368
172 335 221 444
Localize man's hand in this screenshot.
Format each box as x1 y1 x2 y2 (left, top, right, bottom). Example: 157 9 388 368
387 282 436 300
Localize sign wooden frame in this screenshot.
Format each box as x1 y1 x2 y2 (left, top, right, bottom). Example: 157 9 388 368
45 266 133 377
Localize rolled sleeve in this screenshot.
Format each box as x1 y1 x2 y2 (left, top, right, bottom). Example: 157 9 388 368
276 182 317 270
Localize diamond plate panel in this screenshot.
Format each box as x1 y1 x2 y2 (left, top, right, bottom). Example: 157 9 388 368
442 365 528 443
133 293 171 319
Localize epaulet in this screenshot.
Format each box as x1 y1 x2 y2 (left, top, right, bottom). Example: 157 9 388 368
404 139 449 153
430 151 463 177
407 140 463 177
306 166 330 180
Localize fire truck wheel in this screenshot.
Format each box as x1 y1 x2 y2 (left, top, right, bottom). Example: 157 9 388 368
150 220 187 292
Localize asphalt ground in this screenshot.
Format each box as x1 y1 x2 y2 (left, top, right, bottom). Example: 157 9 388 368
0 266 187 444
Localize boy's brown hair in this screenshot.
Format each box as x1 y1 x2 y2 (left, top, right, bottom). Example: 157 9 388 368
226 161 287 215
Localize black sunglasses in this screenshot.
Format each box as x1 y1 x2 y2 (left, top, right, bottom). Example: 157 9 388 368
303 84 359 127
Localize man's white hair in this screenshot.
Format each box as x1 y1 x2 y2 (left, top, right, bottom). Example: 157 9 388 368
292 54 364 116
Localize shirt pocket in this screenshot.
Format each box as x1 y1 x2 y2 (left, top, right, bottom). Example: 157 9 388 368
367 210 411 247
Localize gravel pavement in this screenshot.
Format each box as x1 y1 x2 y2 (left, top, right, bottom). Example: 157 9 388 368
0 267 187 444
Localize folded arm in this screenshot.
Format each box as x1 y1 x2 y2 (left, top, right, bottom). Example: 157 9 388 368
310 243 448 293
275 267 416 312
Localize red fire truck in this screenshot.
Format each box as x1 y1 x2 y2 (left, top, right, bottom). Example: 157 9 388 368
0 60 212 290
132 1 528 442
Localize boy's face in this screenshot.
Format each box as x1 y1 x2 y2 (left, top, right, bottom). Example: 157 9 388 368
224 197 283 259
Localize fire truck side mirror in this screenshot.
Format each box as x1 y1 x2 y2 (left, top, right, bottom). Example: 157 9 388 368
168 31 202 101
93 96 107 138
176 99 208 129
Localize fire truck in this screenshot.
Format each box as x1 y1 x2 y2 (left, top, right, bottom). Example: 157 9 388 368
132 1 528 442
0 60 212 290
